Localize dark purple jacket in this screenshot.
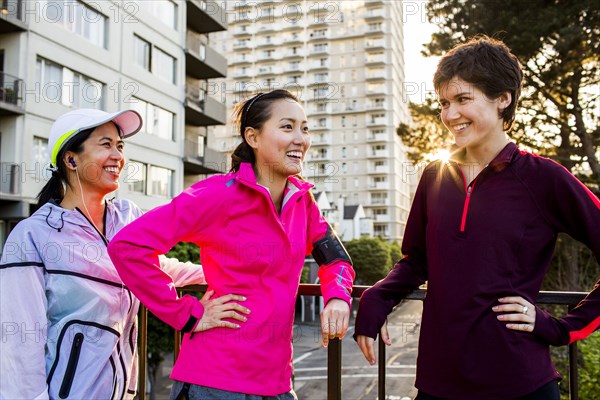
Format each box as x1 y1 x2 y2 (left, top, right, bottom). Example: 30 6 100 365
354 143 600 399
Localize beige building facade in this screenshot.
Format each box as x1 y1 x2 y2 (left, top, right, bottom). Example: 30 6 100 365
0 0 228 249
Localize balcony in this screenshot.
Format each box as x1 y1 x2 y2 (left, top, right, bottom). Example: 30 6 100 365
309 31 330 41
283 34 304 45
187 0 227 34
309 46 330 56
367 101 386 111
365 38 385 50
232 25 253 36
365 25 384 36
309 150 330 160
368 149 390 158
308 15 329 27
136 286 587 399
374 214 391 222
0 162 22 198
367 117 387 127
365 8 385 20
183 139 226 175
368 197 391 206
369 181 390 190
285 49 306 58
256 65 282 76
311 133 332 145
310 61 330 70
366 69 385 81
367 86 388 96
366 54 386 65
233 68 253 78
184 85 227 126
185 33 227 80
230 55 254 65
256 37 281 48
0 72 25 115
281 20 303 31
0 0 27 33
367 132 388 142
312 122 332 131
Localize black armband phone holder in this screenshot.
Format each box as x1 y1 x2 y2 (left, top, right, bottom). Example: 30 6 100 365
311 226 352 266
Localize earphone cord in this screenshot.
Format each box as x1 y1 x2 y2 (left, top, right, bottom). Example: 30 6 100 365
74 167 126 394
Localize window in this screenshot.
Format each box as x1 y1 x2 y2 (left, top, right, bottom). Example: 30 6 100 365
374 224 388 237
371 193 388 205
134 35 151 71
313 43 327 53
368 22 383 32
32 137 49 170
36 57 104 108
137 0 176 29
134 36 176 84
126 161 147 193
154 47 176 84
148 166 173 197
131 98 174 141
315 73 328 82
45 1 107 47
341 147 346 158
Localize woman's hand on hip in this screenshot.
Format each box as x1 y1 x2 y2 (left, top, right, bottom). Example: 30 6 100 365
193 290 251 332
320 298 350 347
493 296 536 332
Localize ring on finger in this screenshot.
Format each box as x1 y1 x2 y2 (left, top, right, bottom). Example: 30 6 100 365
522 305 529 314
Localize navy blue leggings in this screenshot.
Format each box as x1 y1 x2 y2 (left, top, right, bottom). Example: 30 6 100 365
415 379 560 400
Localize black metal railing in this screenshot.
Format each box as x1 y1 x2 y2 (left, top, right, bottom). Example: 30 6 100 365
137 285 587 400
0 72 23 106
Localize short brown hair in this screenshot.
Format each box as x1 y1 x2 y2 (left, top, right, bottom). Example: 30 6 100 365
433 36 523 131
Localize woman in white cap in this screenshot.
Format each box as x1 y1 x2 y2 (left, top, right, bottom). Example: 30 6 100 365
0 108 205 399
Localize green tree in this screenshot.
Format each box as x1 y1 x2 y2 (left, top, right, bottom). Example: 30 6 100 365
389 240 403 264
423 0 599 188
345 237 393 285
397 95 454 165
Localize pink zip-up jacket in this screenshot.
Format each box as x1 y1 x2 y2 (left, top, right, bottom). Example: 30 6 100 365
108 163 354 395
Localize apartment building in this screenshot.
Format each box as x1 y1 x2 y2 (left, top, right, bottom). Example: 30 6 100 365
0 0 228 249
214 0 412 241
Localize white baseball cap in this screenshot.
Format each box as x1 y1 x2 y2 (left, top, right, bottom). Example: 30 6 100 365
49 108 143 166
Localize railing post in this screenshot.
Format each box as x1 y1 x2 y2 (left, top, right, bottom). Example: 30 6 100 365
568 305 579 400
327 338 342 400
378 336 386 399
139 305 148 400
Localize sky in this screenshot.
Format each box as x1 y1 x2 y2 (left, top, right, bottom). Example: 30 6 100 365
402 2 440 104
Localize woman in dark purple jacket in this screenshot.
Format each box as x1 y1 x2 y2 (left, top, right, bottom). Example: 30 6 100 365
354 36 600 400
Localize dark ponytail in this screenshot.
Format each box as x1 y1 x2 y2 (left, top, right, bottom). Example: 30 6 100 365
36 128 95 207
230 89 300 172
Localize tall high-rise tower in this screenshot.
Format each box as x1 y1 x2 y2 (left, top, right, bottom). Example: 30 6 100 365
215 0 412 241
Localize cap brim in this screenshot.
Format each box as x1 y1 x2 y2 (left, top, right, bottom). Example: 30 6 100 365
87 109 143 138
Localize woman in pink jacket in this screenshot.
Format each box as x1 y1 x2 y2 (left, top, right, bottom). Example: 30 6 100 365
108 89 355 399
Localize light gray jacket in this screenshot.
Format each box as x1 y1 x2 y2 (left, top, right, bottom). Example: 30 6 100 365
0 199 203 400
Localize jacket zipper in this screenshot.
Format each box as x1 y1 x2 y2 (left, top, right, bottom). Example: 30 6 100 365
59 333 84 399
457 167 478 234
